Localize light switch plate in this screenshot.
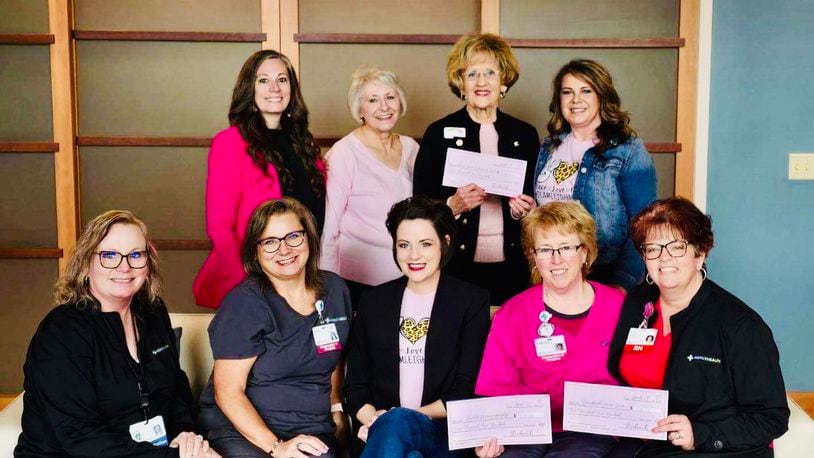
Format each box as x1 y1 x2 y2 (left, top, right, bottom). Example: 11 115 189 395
789 153 814 180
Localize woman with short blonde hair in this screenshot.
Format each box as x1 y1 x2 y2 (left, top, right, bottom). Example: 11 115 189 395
320 65 419 307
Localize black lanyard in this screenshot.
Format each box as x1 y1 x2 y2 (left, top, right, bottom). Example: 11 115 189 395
105 308 149 422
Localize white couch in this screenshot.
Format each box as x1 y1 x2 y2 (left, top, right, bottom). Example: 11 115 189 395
1 312 813 455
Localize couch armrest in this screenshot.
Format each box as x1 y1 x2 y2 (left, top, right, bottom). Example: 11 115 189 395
775 397 814 456
0 393 24 456
169 313 215 401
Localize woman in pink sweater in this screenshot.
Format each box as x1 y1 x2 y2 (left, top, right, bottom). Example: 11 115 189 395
193 50 325 309
475 201 624 457
320 66 419 308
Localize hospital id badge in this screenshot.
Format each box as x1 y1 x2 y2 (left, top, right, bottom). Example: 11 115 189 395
624 328 657 353
312 323 341 354
129 415 168 446
534 335 567 360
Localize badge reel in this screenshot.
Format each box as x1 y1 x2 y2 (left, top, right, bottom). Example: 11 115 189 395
624 301 657 353
128 382 168 446
534 310 566 360
312 300 341 354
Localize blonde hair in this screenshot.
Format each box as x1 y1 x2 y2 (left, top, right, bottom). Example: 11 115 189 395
54 210 162 307
446 33 520 99
347 65 407 123
521 201 598 284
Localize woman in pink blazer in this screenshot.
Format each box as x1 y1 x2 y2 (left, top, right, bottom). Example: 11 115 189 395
193 50 325 309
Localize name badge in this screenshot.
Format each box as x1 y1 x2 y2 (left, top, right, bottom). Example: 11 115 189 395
129 415 168 446
312 323 341 354
624 328 657 353
444 127 466 139
535 335 567 360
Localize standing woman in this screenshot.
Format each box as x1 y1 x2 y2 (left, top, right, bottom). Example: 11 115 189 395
608 197 788 457
413 33 540 305
525 59 656 291
199 198 352 457
194 50 326 309
320 66 419 307
344 196 491 457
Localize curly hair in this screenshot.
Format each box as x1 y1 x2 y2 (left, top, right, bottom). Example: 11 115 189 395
446 33 520 99
547 59 636 155
54 210 162 308
228 50 324 196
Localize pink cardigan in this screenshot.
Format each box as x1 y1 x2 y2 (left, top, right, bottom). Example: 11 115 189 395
475 281 624 431
193 126 323 309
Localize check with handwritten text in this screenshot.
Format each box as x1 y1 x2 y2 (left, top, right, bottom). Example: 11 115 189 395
446 395 552 450
441 148 528 197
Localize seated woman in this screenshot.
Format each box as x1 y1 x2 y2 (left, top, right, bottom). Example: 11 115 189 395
198 198 351 457
15 210 218 457
608 197 789 457
475 201 624 457
344 196 491 457
320 65 419 307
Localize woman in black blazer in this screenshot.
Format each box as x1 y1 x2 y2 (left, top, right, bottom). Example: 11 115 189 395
344 196 491 457
413 33 539 305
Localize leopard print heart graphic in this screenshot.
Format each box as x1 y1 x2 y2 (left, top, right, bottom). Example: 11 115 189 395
399 317 430 344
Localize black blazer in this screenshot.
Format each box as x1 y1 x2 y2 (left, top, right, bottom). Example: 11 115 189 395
343 273 491 422
413 107 539 282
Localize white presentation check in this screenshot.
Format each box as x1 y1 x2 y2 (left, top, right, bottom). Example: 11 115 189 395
446 395 552 450
441 148 527 197
563 381 669 440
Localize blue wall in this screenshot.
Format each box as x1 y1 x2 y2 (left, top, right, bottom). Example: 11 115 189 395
708 0 814 390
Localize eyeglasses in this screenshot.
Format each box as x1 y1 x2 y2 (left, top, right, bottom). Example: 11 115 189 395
258 230 306 254
640 240 689 260
463 69 499 82
532 244 583 260
95 250 149 269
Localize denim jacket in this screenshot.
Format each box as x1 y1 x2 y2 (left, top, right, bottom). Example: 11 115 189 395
534 134 656 290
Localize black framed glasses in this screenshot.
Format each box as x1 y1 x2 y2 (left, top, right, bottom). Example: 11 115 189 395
95 250 149 269
258 230 306 254
640 240 689 260
532 244 583 260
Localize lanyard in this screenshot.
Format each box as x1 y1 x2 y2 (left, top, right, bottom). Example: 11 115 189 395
639 301 655 329
105 308 149 422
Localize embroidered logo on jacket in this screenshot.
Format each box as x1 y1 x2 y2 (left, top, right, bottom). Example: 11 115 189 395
686 354 721 364
152 345 170 356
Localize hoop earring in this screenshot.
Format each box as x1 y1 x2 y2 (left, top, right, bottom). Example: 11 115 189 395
700 266 707 281
645 274 654 285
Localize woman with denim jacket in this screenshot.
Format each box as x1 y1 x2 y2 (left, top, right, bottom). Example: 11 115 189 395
513 59 656 291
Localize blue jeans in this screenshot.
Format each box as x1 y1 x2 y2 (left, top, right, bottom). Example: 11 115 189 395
361 408 460 458
502 431 616 457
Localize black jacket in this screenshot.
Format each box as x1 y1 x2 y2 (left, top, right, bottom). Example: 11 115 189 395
608 280 789 457
412 107 539 284
15 298 193 457
343 274 490 422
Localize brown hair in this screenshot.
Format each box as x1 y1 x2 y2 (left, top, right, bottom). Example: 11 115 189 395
521 201 598 284
385 196 456 269
547 59 636 155
54 210 162 308
229 50 324 196
446 33 520 99
241 197 324 295
630 196 714 256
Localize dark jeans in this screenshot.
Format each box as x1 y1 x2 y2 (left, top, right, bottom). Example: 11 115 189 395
206 426 340 458
361 408 463 458
501 431 616 457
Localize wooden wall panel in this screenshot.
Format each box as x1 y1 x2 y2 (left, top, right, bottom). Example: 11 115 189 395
301 44 466 139
79 147 207 240
0 260 58 392
0 0 49 34
75 0 261 32
299 0 479 35
501 0 678 39
159 251 210 314
0 154 57 247
0 45 53 140
76 41 259 136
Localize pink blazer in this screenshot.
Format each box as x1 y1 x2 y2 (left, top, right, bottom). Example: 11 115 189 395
193 126 324 308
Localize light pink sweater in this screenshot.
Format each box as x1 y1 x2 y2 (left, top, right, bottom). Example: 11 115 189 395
320 132 418 286
475 281 624 431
